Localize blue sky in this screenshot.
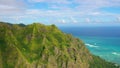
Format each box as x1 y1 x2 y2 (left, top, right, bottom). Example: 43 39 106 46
0 0 120 26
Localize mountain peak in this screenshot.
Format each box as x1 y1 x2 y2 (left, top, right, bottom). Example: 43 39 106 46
0 22 119 68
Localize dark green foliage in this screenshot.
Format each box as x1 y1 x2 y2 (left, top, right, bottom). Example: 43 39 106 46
89 55 120 68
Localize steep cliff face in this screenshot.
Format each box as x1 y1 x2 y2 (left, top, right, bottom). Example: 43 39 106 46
0 22 119 68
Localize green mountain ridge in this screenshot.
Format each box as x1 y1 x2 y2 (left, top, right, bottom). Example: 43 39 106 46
0 22 119 68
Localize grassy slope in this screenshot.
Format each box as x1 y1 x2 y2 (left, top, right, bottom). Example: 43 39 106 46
0 22 119 68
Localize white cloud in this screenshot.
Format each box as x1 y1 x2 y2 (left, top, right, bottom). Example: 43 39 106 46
75 0 120 7
0 0 26 15
25 9 82 17
90 12 101 16
0 9 25 15
0 0 25 8
25 9 120 18
28 0 120 6
26 9 41 15
28 0 70 4
61 19 66 24
0 5 16 9
0 0 120 24
70 17 77 23
86 18 91 23
28 0 120 11
117 17 120 22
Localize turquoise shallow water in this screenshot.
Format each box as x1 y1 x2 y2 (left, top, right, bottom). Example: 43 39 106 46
59 26 120 64
78 36 120 64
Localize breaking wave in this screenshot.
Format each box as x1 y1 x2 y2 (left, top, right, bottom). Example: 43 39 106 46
85 43 99 48
112 52 120 56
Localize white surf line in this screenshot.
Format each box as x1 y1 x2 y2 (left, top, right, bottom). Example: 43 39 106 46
85 43 99 48
112 52 120 56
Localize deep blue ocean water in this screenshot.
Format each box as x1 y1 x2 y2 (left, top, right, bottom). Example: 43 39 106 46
59 26 120 64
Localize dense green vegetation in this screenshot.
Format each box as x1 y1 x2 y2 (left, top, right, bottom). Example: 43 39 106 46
0 22 119 68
